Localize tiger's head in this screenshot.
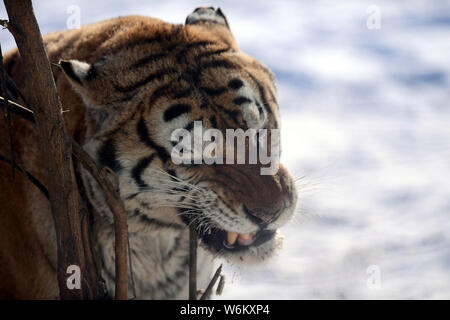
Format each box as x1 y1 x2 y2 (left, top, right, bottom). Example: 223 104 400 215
59 7 297 264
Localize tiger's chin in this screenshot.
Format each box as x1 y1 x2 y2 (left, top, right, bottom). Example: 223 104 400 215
198 226 284 265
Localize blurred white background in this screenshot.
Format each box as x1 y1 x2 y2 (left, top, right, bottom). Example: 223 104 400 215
2 0 449 299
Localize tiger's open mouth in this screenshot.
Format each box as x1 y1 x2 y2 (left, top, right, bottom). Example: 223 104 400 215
199 226 276 252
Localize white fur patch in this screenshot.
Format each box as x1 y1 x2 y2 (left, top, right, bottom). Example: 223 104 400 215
235 80 267 129
69 59 91 79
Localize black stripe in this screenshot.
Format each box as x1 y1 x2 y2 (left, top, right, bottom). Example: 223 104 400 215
137 117 170 162
247 72 279 128
148 83 193 104
220 108 240 125
200 86 227 96
183 40 213 50
115 67 177 92
163 104 191 122
258 106 264 118
173 87 193 99
131 52 167 69
171 186 188 193
155 261 188 298
149 76 193 101
184 117 204 132
148 83 172 103
108 34 163 55
247 73 271 115
197 47 230 59
126 192 139 200
228 78 244 90
187 19 225 27
131 154 155 188
166 169 177 178
209 104 231 128
200 59 235 71
184 121 194 132
176 41 215 63
233 96 252 105
256 64 276 82
268 87 278 106
138 201 152 210
181 67 201 85
97 139 123 172
163 235 182 262
209 115 217 128
113 94 134 104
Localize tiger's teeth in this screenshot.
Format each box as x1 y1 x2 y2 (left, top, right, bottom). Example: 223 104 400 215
237 233 254 245
239 233 251 241
227 232 238 245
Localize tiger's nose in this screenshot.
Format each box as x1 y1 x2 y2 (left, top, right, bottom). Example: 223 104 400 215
243 204 283 226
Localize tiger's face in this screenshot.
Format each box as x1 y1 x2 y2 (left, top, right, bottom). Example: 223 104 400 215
60 8 297 264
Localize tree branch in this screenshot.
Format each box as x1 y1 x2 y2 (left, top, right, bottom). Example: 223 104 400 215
71 142 129 299
189 225 198 300
2 0 112 299
200 264 223 300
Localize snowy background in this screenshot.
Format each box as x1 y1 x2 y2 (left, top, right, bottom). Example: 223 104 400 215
1 0 450 299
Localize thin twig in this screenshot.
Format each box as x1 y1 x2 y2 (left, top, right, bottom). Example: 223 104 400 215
0 153 49 199
0 96 35 119
189 224 198 300
216 274 225 296
200 264 223 300
127 236 137 299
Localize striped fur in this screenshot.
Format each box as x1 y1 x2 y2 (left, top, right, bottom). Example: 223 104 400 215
0 7 296 299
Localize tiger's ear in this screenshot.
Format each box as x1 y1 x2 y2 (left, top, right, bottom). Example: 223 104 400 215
60 59 96 89
59 59 108 106
185 7 230 29
185 7 238 49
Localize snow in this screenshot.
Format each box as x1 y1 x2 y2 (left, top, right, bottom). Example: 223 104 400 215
1 0 449 299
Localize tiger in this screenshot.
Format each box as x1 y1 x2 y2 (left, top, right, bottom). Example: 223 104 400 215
0 7 297 299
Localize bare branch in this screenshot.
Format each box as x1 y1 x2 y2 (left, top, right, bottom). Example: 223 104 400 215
71 142 129 300
189 225 198 300
200 264 223 300
0 153 49 199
